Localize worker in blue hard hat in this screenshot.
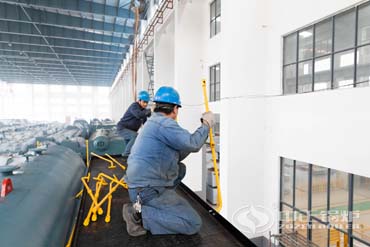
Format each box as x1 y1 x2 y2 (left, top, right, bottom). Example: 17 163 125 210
122 86 215 236
116 90 151 160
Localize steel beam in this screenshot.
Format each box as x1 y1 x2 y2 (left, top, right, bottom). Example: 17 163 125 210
0 3 135 35
0 0 136 20
0 21 131 46
0 34 127 53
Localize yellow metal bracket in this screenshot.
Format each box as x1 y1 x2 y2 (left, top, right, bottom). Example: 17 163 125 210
105 154 126 170
90 152 116 169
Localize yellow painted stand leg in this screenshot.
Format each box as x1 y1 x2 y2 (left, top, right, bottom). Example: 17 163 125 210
105 182 114 223
91 182 102 221
81 177 105 226
85 140 89 168
202 79 222 212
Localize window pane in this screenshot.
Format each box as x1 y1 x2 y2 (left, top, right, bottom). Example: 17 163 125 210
298 60 313 93
353 239 370 247
358 3 370 45
284 34 297 64
357 45 370 87
216 0 221 16
283 64 296 94
312 165 328 222
215 83 220 100
315 20 332 56
311 221 328 247
216 17 221 35
210 66 215 84
330 228 349 246
281 205 294 234
211 21 216 37
281 158 294 205
333 49 354 89
353 175 370 242
295 161 309 211
215 64 220 82
294 211 308 238
210 1 215 19
334 9 356 51
314 55 332 91
299 27 313 60
329 170 348 225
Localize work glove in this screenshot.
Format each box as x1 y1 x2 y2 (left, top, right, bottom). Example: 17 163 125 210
201 111 215 128
145 108 152 117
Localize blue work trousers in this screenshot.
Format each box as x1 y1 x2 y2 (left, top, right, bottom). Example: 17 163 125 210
128 163 201 235
118 128 138 157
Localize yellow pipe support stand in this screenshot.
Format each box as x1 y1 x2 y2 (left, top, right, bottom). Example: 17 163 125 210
96 173 128 189
91 179 124 214
105 154 126 170
81 177 103 226
85 140 89 168
91 182 103 221
65 222 76 247
75 189 83 198
105 181 114 223
202 79 223 212
90 152 116 169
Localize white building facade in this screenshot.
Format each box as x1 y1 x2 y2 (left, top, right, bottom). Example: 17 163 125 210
110 0 370 245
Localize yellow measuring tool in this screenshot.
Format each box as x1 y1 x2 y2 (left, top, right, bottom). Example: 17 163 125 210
201 79 222 212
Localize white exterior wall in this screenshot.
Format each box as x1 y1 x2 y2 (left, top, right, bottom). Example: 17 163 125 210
110 0 370 240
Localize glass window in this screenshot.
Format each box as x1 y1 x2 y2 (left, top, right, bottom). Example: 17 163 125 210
299 27 314 60
334 9 356 52
216 0 221 16
210 1 215 19
280 205 294 234
65 85 77 93
314 56 332 91
216 17 221 34
333 49 354 89
315 20 332 57
356 45 370 87
281 158 294 205
329 170 348 225
353 239 370 247
330 228 349 246
353 175 370 242
311 220 328 247
283 64 296 94
209 64 221 102
295 161 309 211
294 211 308 238
298 60 313 93
210 0 221 38
284 34 297 65
211 20 216 38
358 3 370 45
312 165 328 222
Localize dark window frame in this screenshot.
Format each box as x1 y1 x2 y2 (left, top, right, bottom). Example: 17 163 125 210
283 3 370 95
210 0 221 38
279 157 370 247
209 63 221 102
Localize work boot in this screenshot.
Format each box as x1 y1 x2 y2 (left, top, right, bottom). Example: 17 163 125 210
122 203 147 237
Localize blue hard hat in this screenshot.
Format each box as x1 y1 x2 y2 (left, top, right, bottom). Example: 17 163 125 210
138 90 150 102
153 86 181 107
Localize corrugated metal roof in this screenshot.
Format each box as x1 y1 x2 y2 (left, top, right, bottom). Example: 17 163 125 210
0 0 146 86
